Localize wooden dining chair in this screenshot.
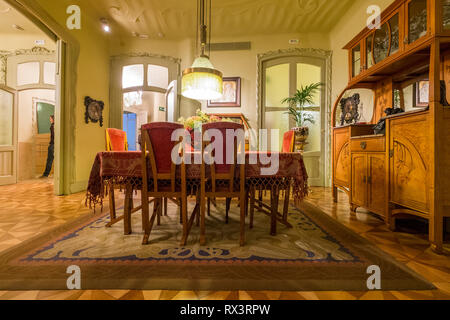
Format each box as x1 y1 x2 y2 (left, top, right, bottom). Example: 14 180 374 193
104 128 135 230
198 122 246 246
139 122 188 245
246 130 296 236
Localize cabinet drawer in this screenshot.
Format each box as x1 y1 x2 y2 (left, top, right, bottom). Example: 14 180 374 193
351 137 385 152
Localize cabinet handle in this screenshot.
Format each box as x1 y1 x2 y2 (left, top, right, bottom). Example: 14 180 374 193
368 176 372 184
360 142 367 150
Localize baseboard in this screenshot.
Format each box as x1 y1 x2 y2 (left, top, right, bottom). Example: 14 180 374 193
70 180 88 194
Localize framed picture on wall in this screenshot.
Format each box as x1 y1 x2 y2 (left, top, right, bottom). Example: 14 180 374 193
207 77 241 108
414 80 429 107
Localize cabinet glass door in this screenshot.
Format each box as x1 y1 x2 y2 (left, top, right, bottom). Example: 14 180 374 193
408 0 427 44
389 14 400 55
352 44 361 77
373 23 390 63
366 36 374 69
443 0 450 30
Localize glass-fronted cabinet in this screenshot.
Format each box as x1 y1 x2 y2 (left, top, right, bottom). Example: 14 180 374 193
407 0 428 44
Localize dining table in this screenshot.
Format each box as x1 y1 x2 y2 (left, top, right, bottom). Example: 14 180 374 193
86 151 309 235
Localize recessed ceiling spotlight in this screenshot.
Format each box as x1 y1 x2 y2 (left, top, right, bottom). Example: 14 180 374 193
100 18 111 33
139 34 149 39
12 24 24 31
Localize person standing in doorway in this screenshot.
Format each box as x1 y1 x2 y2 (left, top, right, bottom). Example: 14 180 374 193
41 115 55 178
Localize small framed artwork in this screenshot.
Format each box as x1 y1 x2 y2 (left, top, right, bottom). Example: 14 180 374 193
207 77 241 108
414 80 429 107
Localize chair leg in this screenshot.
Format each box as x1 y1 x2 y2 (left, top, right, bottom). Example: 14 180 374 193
240 195 246 247
164 197 168 216
207 197 211 217
200 193 206 246
141 196 150 244
225 198 231 224
250 187 255 229
157 198 162 226
181 195 188 247
143 200 160 245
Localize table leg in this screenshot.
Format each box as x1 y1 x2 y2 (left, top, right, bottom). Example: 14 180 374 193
283 184 290 222
124 185 133 235
108 182 116 222
270 186 279 236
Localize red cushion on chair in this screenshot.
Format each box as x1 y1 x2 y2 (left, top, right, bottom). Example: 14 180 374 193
202 122 245 174
107 129 127 151
282 130 295 153
142 122 185 174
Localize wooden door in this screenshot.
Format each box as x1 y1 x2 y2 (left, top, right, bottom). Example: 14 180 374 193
389 113 430 213
333 128 350 189
367 153 386 216
351 153 367 208
0 86 17 186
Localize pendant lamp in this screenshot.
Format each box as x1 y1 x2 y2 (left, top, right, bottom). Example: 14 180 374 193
182 0 223 101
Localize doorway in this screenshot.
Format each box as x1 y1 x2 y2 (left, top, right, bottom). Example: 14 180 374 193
0 1 57 186
258 49 332 187
109 55 181 133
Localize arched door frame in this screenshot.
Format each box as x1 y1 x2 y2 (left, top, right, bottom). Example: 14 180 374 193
5 0 80 195
257 48 332 186
109 53 181 129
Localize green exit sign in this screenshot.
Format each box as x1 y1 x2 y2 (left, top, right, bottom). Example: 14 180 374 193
159 107 166 112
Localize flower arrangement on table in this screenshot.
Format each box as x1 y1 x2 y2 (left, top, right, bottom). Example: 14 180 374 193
178 109 233 131
178 110 236 149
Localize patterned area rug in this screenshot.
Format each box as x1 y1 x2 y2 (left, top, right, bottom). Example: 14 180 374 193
0 201 434 291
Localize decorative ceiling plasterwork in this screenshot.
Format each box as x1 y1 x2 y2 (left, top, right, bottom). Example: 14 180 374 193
86 0 353 39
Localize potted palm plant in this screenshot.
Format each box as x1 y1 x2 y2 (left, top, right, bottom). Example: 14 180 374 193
282 82 322 150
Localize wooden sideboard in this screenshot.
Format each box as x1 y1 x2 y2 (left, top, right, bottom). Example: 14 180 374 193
332 0 450 254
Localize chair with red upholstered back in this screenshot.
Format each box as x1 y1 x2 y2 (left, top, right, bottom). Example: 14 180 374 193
140 122 188 245
193 122 246 246
282 130 295 153
106 128 128 151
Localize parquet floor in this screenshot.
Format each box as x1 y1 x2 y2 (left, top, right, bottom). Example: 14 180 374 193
0 180 449 300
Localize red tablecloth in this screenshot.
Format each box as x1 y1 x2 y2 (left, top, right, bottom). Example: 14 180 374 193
86 151 308 209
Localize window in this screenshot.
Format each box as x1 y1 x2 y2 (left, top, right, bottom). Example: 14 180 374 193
122 64 144 89
147 65 169 89
43 62 56 85
123 91 143 108
17 62 40 86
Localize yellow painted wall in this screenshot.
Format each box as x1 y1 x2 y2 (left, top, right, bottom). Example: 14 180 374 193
36 0 110 191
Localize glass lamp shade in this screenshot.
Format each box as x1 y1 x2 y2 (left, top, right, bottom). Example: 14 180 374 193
182 56 223 101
